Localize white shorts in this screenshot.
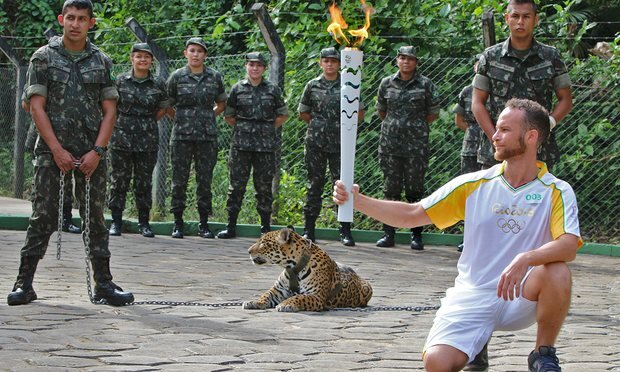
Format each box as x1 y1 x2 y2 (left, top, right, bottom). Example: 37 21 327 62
423 275 537 363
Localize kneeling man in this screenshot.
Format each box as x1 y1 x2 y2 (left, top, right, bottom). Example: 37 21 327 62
333 98 581 372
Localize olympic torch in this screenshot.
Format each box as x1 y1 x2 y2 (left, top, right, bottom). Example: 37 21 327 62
327 1 372 222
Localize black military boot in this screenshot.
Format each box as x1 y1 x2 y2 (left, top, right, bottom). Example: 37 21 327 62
198 215 214 239
91 257 134 306
302 217 316 242
137 209 155 238
109 209 123 236
217 213 237 239
410 226 424 250
259 212 271 235
62 210 81 234
171 213 184 239
7 255 40 306
376 224 395 247
339 222 355 247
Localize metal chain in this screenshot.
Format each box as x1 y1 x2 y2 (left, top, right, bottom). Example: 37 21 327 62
82 177 99 304
124 301 439 312
56 171 66 260
130 300 244 307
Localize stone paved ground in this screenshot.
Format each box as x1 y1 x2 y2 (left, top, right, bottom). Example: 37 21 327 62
1 230 619 371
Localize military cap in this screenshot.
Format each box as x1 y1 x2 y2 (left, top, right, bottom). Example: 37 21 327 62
397 46 417 58
246 52 267 66
472 53 483 64
320 47 340 60
185 37 207 52
131 42 153 56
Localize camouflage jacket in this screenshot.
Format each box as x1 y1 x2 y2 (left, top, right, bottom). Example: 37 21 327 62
25 36 118 158
473 38 571 164
453 85 484 157
225 78 288 152
111 70 169 152
376 72 440 157
167 65 226 141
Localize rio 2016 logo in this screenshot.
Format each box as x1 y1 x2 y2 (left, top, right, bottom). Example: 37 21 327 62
525 193 542 201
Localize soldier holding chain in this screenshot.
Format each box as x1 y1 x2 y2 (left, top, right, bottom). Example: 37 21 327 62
8 0 133 306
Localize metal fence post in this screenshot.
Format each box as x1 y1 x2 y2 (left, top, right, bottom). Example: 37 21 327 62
0 36 27 198
251 2 286 220
125 17 171 217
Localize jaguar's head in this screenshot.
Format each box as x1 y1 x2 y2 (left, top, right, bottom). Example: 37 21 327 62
248 226 309 268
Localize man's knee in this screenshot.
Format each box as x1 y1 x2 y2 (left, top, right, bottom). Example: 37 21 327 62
423 345 468 372
540 262 572 287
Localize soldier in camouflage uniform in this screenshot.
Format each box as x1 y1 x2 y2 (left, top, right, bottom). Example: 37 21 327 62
166 37 227 239
298 47 363 247
108 43 169 238
375 46 440 250
454 57 485 175
7 0 133 306
472 0 572 171
23 94 81 234
468 1 573 369
217 52 288 239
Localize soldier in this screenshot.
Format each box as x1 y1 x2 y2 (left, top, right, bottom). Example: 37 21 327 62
217 52 288 239
453 56 486 254
7 0 133 306
298 47 365 247
108 43 169 238
23 93 81 234
375 45 440 250
166 37 226 239
469 0 573 368
472 0 572 171
454 56 484 176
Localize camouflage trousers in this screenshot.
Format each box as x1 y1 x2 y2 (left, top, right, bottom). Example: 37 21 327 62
170 140 218 216
379 153 427 202
303 146 340 219
461 155 481 175
108 149 157 212
21 153 110 258
226 148 275 216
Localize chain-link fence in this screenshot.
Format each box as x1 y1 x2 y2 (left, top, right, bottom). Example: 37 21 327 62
1 47 617 244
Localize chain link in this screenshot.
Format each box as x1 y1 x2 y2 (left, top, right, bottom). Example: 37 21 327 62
333 305 441 312
56 171 65 260
122 301 439 312
130 301 244 307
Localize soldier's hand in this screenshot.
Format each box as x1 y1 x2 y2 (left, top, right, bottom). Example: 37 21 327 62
52 147 78 173
78 151 101 178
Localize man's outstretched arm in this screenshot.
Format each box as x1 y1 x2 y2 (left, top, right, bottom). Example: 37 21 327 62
333 180 432 229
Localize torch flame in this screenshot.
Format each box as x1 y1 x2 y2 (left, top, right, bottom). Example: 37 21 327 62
327 1 373 47
327 2 350 46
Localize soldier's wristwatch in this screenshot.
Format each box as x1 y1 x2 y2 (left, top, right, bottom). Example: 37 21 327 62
92 146 107 157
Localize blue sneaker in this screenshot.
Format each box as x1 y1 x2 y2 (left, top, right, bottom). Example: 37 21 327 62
528 346 561 372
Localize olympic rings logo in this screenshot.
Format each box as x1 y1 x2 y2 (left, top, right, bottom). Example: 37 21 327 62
497 218 524 234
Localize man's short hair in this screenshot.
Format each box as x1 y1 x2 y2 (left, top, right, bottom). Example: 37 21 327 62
505 98 549 146
62 0 94 18
507 0 538 14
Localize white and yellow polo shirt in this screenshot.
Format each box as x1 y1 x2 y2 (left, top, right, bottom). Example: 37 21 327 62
421 161 582 290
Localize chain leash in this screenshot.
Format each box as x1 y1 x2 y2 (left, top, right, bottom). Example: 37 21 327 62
56 171 66 260
65 172 439 312
82 176 100 304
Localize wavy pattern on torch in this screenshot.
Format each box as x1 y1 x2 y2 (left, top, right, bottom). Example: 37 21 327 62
343 81 360 89
343 95 360 104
